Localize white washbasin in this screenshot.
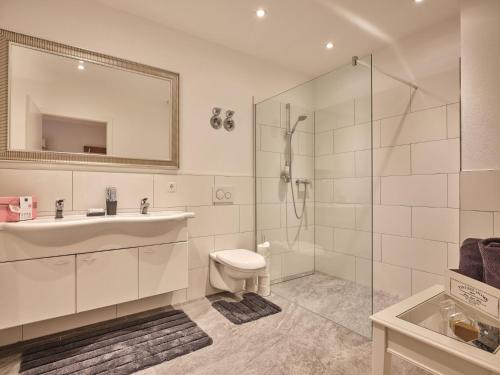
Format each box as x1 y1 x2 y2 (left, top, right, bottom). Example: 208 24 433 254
0 211 195 232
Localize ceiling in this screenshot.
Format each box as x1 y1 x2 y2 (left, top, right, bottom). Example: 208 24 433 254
96 0 459 76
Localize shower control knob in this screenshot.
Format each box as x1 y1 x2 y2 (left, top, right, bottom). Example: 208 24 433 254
216 189 225 200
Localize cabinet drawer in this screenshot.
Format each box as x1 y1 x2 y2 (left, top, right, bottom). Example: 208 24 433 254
0 256 75 329
139 243 188 298
77 249 138 312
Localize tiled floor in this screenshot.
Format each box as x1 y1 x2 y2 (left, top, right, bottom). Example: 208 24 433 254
0 291 429 375
272 272 401 338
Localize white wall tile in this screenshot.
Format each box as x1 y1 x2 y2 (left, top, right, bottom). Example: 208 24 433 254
447 103 460 139
381 106 447 147
257 203 281 230
460 210 493 242
240 204 255 232
187 267 217 300
316 203 356 229
315 153 356 178
334 123 371 153
315 131 334 156
262 228 298 254
373 85 411 121
314 108 336 133
355 96 371 125
410 68 459 112
412 207 459 243
412 271 444 295
356 258 372 287
327 100 355 129
188 236 214 269
0 169 73 212
282 248 314 277
448 174 459 208
256 151 281 178
270 253 283 281
494 212 500 236
315 225 334 251
373 233 382 261
382 235 447 275
316 249 356 281
315 179 334 203
334 228 372 259
214 232 255 251
381 174 447 207
411 138 460 174
460 170 500 211
73 171 153 210
188 205 240 237
447 242 459 269
0 326 22 347
261 178 286 203
260 126 288 153
215 176 254 205
373 261 412 298
373 146 411 176
334 177 371 204
373 205 412 236
298 132 314 156
355 205 372 232
293 155 314 179
256 100 281 127
154 174 213 207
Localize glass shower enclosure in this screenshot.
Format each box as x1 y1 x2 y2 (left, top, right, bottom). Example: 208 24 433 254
255 56 373 338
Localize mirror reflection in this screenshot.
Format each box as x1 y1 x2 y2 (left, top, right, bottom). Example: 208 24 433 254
9 44 173 161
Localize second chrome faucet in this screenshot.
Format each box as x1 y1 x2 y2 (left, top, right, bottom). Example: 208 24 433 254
140 198 150 214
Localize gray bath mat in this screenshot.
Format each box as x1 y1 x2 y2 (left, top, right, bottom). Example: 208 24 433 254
19 309 212 374
212 293 281 325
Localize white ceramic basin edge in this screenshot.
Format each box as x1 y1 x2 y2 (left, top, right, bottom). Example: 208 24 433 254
0 211 195 232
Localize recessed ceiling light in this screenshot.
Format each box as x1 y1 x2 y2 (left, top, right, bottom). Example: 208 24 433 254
256 9 266 18
78 62 85 70
414 0 424 3
325 41 334 50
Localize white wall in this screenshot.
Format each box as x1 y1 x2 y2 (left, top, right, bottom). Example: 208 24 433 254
461 0 500 171
0 0 306 176
0 0 305 345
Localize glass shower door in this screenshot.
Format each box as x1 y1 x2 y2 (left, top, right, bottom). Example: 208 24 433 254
255 56 373 338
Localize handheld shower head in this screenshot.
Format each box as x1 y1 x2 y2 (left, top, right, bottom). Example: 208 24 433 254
290 115 308 135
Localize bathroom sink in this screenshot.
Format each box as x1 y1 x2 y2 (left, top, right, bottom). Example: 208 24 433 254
0 211 195 261
0 211 195 232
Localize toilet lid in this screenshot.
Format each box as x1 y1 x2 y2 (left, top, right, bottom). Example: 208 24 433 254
215 249 266 270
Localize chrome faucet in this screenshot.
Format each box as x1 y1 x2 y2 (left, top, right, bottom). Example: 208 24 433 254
140 198 150 214
55 199 64 219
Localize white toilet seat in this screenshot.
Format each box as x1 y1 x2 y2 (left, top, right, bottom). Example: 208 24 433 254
212 249 266 270
209 249 266 293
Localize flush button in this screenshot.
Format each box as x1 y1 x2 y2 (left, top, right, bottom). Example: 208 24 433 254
216 189 225 200
213 185 234 204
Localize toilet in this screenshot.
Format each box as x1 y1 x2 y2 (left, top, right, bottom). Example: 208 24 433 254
209 249 266 293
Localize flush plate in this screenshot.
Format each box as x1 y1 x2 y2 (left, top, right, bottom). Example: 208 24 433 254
213 185 234 204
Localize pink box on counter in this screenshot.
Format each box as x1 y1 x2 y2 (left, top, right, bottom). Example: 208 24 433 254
0 196 38 222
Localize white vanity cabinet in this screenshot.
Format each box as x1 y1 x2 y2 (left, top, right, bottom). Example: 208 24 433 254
139 243 188 298
76 248 139 312
0 255 75 329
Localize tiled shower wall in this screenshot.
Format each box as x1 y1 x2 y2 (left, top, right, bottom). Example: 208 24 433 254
372 69 460 299
313 68 460 299
0 168 254 344
256 101 316 282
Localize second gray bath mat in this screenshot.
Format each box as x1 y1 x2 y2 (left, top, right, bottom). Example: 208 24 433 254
212 292 282 325
19 309 212 375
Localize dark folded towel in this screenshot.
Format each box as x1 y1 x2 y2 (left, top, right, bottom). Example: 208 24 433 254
479 238 500 289
458 238 483 281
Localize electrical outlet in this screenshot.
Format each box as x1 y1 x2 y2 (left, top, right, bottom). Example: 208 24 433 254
167 182 177 193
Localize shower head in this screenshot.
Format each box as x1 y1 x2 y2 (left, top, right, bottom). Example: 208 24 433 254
290 115 308 135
